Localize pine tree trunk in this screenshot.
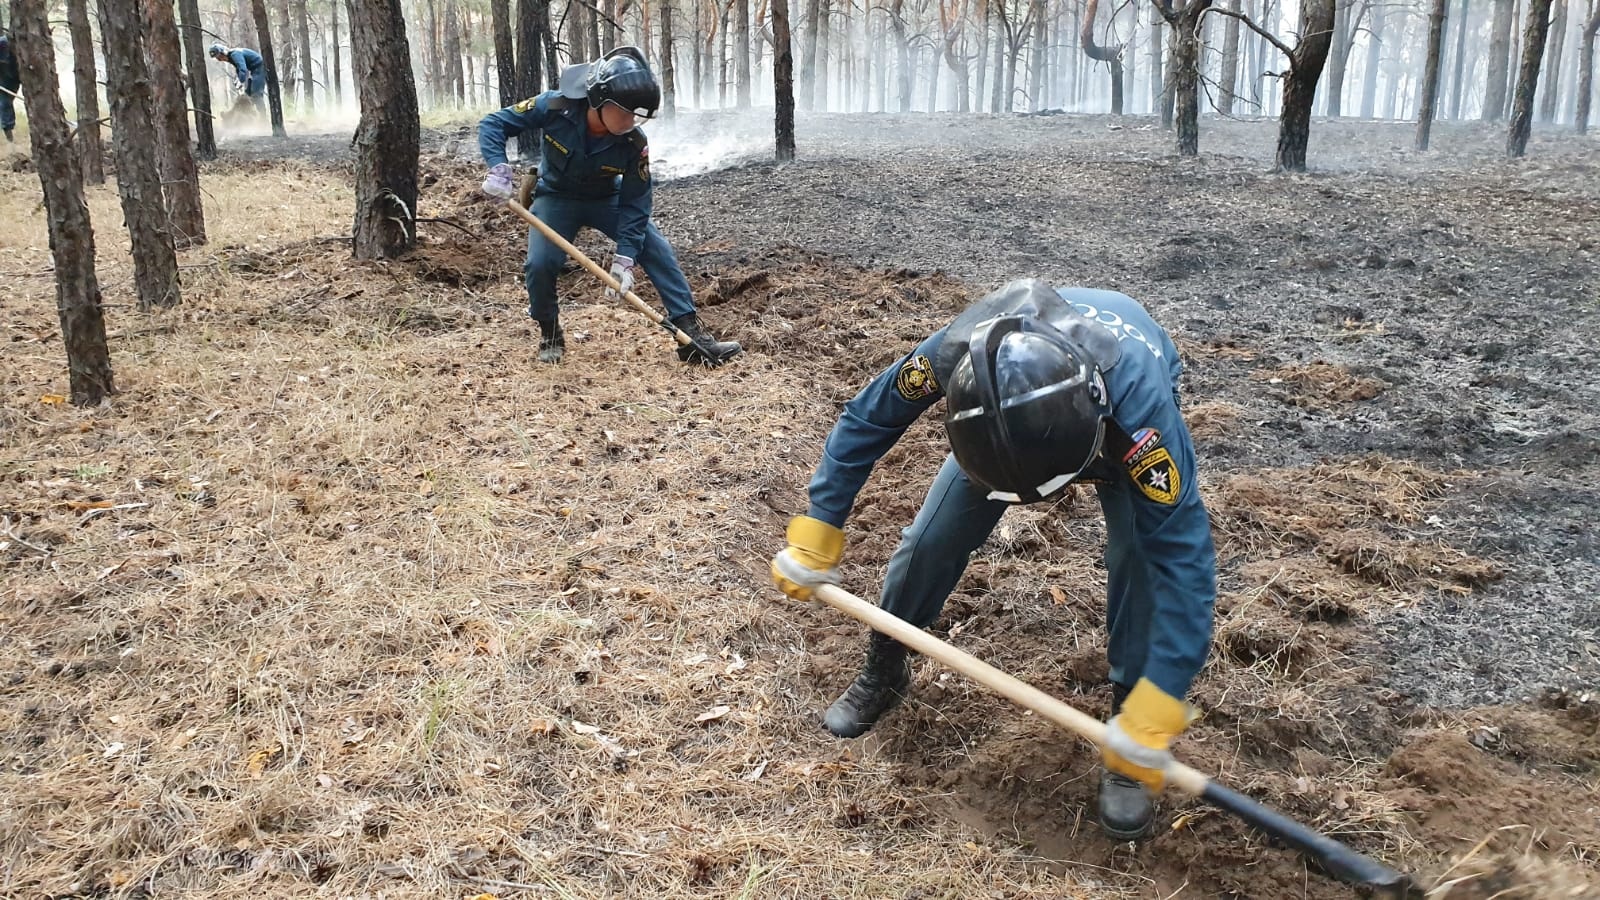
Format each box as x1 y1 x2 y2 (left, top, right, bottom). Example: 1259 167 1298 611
736 0 750 105
1325 0 1350 116
142 0 206 247
1150 10 1164 117
800 0 818 109
516 0 545 97
491 0 514 103
444 0 463 105
1416 0 1447 148
1275 0 1335 170
10 0 115 405
989 3 1004 111
973 0 988 109
294 0 313 106
1447 0 1468 117
66 0 105 184
1168 2 1209 154
1080 0 1124 114
585 1 599 58
1539 0 1566 120
773 0 795 158
1218 0 1240 115
349 0 419 258
1027 0 1044 110
1578 2 1599 133
817 0 830 110
1485 0 1514 119
1507 0 1554 155
177 0 215 158
331 0 342 103
98 0 183 308
251 0 288 134
1359 1 1383 117
276 0 297 102
660 0 677 118
891 0 909 111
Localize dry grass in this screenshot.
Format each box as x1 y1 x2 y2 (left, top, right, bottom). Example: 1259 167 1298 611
2 161 1589 900
0 166 1103 898
1251 361 1387 409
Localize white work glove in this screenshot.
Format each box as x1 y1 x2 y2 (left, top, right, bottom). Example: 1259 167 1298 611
605 255 635 299
481 163 516 199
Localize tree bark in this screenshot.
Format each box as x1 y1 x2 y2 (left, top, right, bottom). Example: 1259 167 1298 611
1507 0 1554 155
1150 7 1164 117
660 0 677 118
276 0 297 101
1081 0 1124 114
516 0 545 98
349 0 419 258
10 0 115 405
800 0 818 109
1416 0 1447 149
1485 0 1514 119
141 0 206 247
1324 0 1350 116
491 0 514 103
330 0 342 103
294 0 313 106
1358 0 1382 117
1578 0 1600 133
98 0 183 308
1154 0 1211 155
1218 0 1240 115
1540 0 1566 120
251 0 288 134
66 0 105 184
1274 0 1335 170
890 0 909 110
1447 0 1468 118
444 0 463 104
177 0 215 158
736 0 750 106
773 0 795 159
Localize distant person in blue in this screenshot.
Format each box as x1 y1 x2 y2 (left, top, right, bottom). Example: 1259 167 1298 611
0 34 20 143
208 42 265 113
770 279 1219 842
476 46 740 366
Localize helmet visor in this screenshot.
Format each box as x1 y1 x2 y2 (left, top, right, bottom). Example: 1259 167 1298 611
602 98 656 120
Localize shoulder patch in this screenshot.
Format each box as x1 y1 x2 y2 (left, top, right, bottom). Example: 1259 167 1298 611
895 354 940 402
511 95 540 114
1123 427 1161 465
636 145 650 183
1127 445 1180 505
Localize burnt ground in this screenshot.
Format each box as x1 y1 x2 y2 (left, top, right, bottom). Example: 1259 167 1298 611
4 110 1598 898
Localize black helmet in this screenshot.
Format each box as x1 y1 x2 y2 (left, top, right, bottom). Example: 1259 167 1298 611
944 314 1112 504
586 46 659 119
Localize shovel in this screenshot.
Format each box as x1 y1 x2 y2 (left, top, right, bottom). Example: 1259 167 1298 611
812 583 1418 897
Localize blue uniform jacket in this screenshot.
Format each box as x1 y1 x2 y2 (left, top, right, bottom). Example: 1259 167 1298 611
226 48 263 86
477 90 653 261
806 287 1218 699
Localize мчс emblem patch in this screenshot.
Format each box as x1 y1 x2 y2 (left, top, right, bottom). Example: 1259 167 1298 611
1128 446 1180 505
512 96 538 113
637 145 650 183
895 354 940 401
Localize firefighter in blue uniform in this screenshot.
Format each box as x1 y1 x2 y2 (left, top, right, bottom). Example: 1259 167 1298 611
208 43 267 112
477 46 740 366
770 278 1218 840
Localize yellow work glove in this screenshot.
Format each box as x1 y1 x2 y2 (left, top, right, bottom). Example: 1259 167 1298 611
1101 678 1193 792
769 515 845 601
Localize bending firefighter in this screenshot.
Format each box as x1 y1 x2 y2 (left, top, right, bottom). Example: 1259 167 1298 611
207 42 266 113
770 279 1218 840
477 46 740 366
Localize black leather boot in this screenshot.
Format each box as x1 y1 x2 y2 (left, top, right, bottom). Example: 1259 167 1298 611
1099 680 1155 840
823 632 911 738
670 313 742 366
537 319 565 363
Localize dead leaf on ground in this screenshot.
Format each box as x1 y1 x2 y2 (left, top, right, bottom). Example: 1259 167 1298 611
695 705 732 725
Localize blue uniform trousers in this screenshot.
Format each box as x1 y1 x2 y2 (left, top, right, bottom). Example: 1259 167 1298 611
880 454 1156 691
525 192 696 325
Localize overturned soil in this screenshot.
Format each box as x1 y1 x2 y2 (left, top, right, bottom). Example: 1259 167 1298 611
3 111 1598 898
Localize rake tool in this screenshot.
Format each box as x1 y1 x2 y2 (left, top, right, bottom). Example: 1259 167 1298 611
812 582 1419 897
